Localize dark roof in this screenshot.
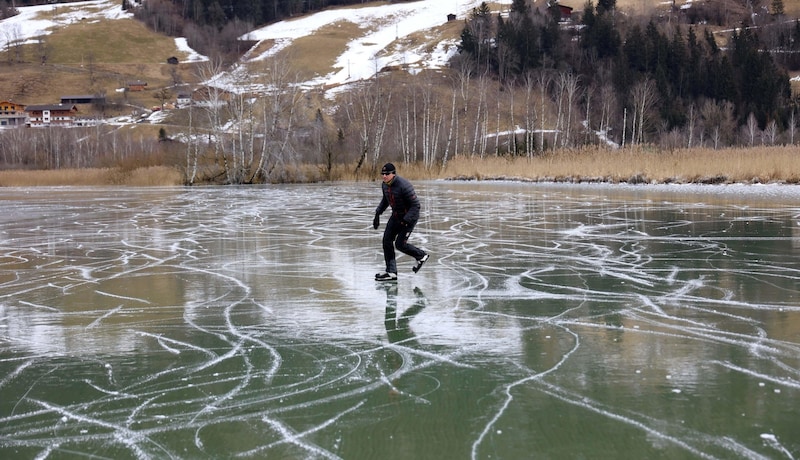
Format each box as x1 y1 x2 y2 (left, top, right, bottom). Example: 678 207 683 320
61 94 104 99
25 104 78 112
60 95 106 105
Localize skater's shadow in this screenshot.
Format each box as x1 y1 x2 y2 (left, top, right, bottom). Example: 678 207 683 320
378 285 428 396
378 284 427 347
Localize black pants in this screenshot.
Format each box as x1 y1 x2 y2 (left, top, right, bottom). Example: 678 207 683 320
382 215 425 273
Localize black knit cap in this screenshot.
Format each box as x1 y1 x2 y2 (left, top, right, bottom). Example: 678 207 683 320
381 163 396 174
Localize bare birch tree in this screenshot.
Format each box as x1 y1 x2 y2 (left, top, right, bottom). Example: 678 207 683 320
630 78 658 145
420 75 444 168
346 75 393 177
552 72 565 148
521 72 536 157
226 90 253 183
536 70 552 151
251 56 303 183
762 119 777 145
494 83 502 155
472 72 490 157
559 72 581 148
744 112 758 146
442 73 458 169
700 99 734 149
505 78 517 154
1 126 26 165
602 85 616 143
186 99 198 184
454 59 474 159
396 84 416 163
686 103 697 148
195 59 227 181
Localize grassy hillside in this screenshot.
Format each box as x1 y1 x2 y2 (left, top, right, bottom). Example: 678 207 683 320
3 0 800 108
0 14 198 113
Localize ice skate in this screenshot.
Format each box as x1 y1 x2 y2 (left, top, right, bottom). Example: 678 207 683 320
375 272 398 281
412 253 429 273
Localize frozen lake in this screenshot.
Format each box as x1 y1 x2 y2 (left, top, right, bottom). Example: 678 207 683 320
1 182 799 459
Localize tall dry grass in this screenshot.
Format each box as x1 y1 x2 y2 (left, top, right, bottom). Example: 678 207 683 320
0 166 183 187
402 146 800 184
3 146 800 186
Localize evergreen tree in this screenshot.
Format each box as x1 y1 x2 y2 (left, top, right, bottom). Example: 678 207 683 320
667 28 687 98
644 21 667 74
706 55 736 103
206 1 227 28
704 29 719 55
507 0 540 72
623 25 646 73
472 1 492 20
686 27 705 98
539 8 562 61
458 2 495 71
510 0 529 15
597 0 616 15
494 14 514 78
582 0 595 30
581 1 620 59
458 23 478 57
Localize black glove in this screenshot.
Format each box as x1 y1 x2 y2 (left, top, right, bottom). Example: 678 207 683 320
373 214 380 230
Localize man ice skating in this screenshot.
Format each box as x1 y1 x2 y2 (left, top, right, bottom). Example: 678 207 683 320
373 163 429 281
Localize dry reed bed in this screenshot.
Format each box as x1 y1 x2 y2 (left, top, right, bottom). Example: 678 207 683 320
2 146 800 186
0 166 183 187
426 146 800 185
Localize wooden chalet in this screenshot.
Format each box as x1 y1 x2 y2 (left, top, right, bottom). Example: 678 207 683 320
0 101 27 127
128 81 148 91
25 103 78 127
551 3 574 21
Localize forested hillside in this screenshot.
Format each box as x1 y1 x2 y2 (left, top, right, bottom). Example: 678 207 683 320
455 0 795 146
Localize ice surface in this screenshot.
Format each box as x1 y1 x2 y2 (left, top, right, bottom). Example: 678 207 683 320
0 182 799 459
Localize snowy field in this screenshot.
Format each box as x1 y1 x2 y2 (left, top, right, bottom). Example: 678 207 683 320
0 0 206 63
1 182 799 459
1 0 512 91
240 0 511 88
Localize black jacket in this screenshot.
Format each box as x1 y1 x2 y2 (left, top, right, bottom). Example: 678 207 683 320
375 175 420 225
